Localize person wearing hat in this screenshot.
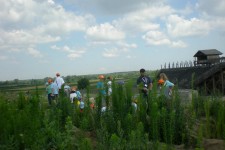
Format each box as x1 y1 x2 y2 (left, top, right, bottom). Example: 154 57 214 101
54 72 65 93
137 68 153 98
97 75 106 96
97 75 107 108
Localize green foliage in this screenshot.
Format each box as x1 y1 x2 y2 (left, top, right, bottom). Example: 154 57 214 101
77 78 90 90
1 75 225 149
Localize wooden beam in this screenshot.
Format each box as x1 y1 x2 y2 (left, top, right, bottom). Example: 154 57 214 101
213 76 215 94
222 71 224 95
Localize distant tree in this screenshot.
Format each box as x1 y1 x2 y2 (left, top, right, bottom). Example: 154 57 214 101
64 75 72 83
14 79 19 85
77 78 90 90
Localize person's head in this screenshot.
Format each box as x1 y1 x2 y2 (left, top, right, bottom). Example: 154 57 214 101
56 72 60 77
107 76 112 80
140 68 145 76
159 73 168 81
98 75 105 80
71 86 77 92
56 73 60 77
48 78 53 84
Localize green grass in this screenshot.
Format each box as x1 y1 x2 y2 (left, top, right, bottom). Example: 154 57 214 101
0 79 225 149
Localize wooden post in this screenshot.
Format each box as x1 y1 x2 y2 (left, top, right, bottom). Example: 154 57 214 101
213 76 215 94
222 71 224 95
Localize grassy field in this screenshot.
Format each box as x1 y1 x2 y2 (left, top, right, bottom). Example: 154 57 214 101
0 78 225 149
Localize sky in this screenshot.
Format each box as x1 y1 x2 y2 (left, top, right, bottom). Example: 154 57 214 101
0 0 225 81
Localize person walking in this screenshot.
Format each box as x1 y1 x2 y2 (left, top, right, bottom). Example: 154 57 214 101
137 68 153 98
107 76 113 96
54 72 65 94
97 75 106 108
46 78 54 106
51 81 59 103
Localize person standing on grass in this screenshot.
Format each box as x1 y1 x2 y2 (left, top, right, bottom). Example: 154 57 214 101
51 81 59 103
159 73 174 98
64 82 71 97
70 86 82 104
46 78 54 105
107 76 113 96
137 68 153 99
97 75 106 108
54 72 65 94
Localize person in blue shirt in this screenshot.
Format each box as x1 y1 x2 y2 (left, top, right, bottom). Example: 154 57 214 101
159 73 174 98
51 82 59 100
97 75 106 108
97 75 106 96
137 68 153 98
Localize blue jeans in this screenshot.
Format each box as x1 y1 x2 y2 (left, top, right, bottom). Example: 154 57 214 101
48 94 54 105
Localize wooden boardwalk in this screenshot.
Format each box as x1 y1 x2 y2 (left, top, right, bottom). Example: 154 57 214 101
158 58 225 95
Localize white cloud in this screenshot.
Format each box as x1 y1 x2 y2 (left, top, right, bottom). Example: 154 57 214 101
0 0 94 53
51 45 86 59
102 48 120 58
27 48 43 58
113 4 173 34
86 23 125 42
171 40 187 48
142 30 187 48
143 31 171 45
0 55 8 60
117 42 137 50
197 0 225 17
166 15 211 37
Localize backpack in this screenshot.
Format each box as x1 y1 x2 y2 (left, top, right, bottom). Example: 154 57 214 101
76 91 82 100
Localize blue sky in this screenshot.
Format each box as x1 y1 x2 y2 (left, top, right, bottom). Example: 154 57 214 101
0 0 225 81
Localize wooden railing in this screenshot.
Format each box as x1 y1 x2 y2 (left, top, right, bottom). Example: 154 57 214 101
161 57 225 70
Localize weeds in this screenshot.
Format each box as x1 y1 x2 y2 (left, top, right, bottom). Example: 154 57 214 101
0 78 225 149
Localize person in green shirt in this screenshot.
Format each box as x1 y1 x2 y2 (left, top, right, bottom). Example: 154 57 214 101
46 78 54 105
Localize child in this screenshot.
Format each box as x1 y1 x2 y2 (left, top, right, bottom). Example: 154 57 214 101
159 73 174 97
46 78 54 105
70 86 82 103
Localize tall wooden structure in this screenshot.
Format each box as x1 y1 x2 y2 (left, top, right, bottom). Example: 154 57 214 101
194 49 223 65
159 49 225 95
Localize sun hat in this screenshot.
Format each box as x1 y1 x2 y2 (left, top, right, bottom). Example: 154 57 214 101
79 101 85 109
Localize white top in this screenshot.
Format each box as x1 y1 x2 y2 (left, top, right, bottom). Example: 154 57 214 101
107 80 112 95
70 92 77 103
54 76 65 89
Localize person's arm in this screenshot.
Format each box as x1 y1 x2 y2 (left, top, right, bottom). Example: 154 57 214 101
164 80 174 87
148 82 153 90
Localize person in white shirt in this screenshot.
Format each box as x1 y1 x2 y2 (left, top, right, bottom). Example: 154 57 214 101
54 72 65 91
107 76 113 96
70 86 82 103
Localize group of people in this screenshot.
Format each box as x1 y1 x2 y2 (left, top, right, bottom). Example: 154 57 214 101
45 69 174 112
137 68 174 98
46 73 65 105
45 73 85 111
